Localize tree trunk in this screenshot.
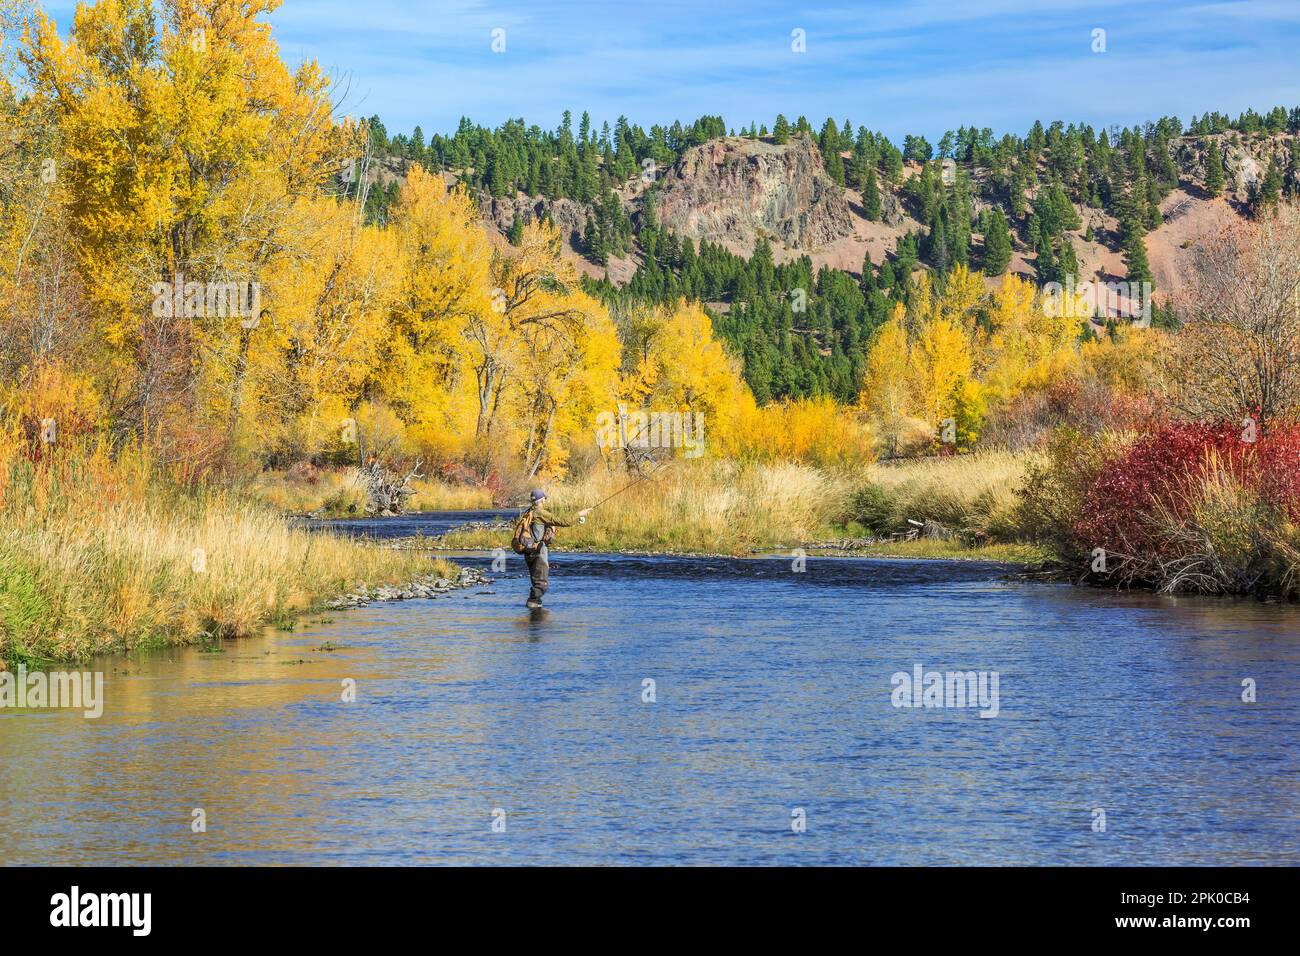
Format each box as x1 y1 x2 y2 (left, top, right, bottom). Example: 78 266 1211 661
527 400 557 478
227 324 254 439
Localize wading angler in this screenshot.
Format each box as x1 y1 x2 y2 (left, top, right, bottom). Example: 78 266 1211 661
511 489 592 608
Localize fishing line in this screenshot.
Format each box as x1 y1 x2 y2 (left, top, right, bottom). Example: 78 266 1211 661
520 413 682 522
578 411 686 519
583 455 677 519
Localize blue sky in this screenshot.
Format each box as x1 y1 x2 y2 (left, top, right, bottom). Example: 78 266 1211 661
38 0 1300 141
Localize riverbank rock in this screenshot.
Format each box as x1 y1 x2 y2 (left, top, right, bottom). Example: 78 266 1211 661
326 566 489 610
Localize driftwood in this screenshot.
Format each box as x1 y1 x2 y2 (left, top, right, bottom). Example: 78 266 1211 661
919 519 957 541
889 519 957 542
355 458 423 515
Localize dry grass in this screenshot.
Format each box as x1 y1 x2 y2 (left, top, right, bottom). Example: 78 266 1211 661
855 451 1029 540
442 460 855 554
408 477 494 511
247 468 492 515
247 468 366 515
439 454 1040 557
0 438 454 667
846 539 1052 563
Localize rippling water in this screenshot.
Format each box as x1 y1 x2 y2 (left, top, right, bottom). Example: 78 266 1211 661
294 508 518 539
3 512 1297 865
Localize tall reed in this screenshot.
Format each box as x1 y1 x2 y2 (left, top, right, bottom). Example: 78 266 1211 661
0 434 450 667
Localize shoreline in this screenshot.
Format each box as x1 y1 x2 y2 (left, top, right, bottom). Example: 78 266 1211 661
411 517 1053 566
0 516 485 670
323 564 488 610
0 562 487 672
298 513 1300 602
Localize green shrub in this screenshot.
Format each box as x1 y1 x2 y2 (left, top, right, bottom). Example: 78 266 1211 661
849 482 899 535
0 546 50 665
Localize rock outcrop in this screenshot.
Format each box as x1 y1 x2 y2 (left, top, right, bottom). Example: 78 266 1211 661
649 134 854 249
476 192 592 246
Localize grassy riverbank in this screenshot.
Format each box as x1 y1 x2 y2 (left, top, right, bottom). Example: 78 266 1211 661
830 539 1053 563
0 439 456 668
436 455 1046 561
247 468 494 516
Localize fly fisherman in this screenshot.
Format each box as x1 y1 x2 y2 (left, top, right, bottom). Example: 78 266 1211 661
517 489 590 609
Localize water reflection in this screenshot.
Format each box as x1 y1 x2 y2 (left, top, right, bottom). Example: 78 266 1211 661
2 552 1296 865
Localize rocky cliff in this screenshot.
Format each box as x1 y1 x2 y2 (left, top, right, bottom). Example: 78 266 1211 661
475 192 592 246
648 134 855 249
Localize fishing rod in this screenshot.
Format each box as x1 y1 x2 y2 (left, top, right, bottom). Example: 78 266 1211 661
576 410 687 520
520 413 680 523
581 455 676 521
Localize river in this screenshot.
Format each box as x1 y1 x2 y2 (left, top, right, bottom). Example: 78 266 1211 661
2 511 1297 865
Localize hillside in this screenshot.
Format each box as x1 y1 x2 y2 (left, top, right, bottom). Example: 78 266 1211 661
345 109 1300 402
354 124 1298 306
651 135 855 249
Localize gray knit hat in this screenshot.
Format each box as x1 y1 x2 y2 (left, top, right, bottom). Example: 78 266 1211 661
529 489 547 502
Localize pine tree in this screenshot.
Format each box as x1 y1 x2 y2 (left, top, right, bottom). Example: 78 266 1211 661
859 252 877 293
583 218 607 264
824 148 845 185
1125 227 1153 287
930 219 950 274
773 115 791 145
1009 164 1027 220
1204 138 1225 196
1035 232 1056 284
981 208 1012 276
1057 236 1079 284
864 165 882 220
642 191 658 231
1253 159 1283 213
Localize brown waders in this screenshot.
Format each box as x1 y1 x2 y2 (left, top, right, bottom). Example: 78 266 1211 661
525 543 549 606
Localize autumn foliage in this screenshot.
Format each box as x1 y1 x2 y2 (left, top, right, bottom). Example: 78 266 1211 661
858 267 1137 455
1024 421 1300 594
2 0 861 489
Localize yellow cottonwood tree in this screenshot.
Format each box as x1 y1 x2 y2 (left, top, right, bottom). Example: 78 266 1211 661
378 167 492 460
860 307 914 456
250 194 398 458
616 299 756 458
514 287 620 477
749 396 874 467
469 219 591 442
22 0 349 442
911 313 972 427
982 274 1079 403
934 264 985 337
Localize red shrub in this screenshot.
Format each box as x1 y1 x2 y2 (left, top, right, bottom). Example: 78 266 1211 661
1254 428 1300 518
1073 421 1300 559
